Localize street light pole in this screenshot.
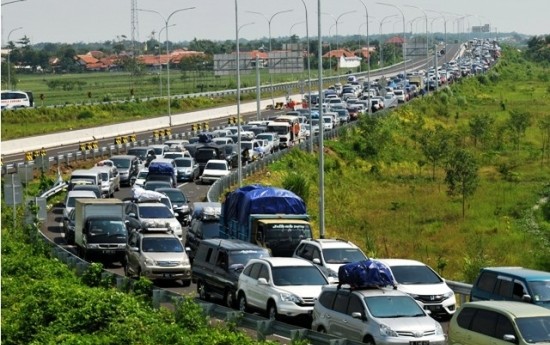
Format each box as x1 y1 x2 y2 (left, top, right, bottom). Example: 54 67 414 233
299 0 313 153
246 9 293 109
139 7 195 128
356 0 372 113
379 15 397 68
405 5 429 72
157 24 176 98
427 10 448 65
317 0 325 238
377 2 406 79
1 0 25 46
7 26 22 89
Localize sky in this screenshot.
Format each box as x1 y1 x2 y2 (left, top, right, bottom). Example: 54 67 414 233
1 0 549 46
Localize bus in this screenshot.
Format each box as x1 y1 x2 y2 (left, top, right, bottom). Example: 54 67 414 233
1 90 34 110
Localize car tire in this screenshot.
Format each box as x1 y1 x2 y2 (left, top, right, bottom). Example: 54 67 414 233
224 289 235 309
317 326 327 334
363 336 376 345
238 293 248 313
266 301 278 320
124 263 131 277
197 281 209 301
181 279 191 287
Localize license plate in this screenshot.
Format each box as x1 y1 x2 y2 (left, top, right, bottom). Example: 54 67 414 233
163 273 173 278
102 250 115 254
410 342 429 345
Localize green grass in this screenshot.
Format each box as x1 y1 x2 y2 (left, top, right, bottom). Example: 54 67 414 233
244 48 550 282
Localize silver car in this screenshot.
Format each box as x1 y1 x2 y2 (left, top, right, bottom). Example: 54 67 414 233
311 285 446 345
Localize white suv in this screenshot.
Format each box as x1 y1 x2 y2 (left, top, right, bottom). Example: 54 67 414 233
376 258 457 320
311 285 446 344
293 239 368 284
237 257 328 320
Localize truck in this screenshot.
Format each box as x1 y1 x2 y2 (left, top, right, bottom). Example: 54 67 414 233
74 198 128 263
408 75 425 91
219 185 313 257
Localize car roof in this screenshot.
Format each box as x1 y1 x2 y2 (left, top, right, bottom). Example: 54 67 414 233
110 155 137 159
155 187 183 194
460 301 550 317
322 284 408 297
301 238 360 249
67 190 97 197
480 267 550 281
205 159 227 164
254 257 313 268
201 239 268 251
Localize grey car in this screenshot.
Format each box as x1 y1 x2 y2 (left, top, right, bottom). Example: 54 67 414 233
174 157 199 182
110 155 139 186
311 285 446 345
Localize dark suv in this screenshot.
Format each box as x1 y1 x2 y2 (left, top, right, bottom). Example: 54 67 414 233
192 239 271 308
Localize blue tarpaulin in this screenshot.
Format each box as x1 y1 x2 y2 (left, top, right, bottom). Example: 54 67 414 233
221 185 306 227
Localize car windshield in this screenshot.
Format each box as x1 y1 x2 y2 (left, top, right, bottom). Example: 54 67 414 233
516 316 550 343
199 221 220 239
390 265 442 284
138 206 174 218
99 172 109 182
137 171 148 178
175 159 191 167
144 182 171 191
528 281 550 302
256 135 272 141
153 147 164 155
142 237 183 253
322 248 367 264
205 162 226 170
365 295 425 318
162 190 187 204
128 149 146 159
88 220 127 237
272 266 327 286
111 158 130 169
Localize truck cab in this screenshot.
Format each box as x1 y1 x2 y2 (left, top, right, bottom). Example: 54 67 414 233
251 217 313 257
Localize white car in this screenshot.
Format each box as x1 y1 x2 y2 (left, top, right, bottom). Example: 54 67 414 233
63 190 97 223
133 168 148 187
237 257 329 320
293 239 369 284
200 159 230 184
376 258 457 320
311 285 446 345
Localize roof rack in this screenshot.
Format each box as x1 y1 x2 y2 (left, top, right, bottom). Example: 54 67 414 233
138 220 175 234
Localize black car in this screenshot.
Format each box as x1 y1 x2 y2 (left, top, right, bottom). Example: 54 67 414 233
127 147 156 167
222 144 239 169
186 202 222 261
192 239 271 308
156 187 191 225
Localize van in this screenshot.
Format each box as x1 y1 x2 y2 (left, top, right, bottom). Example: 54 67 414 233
69 169 101 191
470 267 550 309
90 165 120 197
192 238 271 308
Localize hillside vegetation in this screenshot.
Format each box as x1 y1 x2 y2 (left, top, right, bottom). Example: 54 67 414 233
244 46 550 282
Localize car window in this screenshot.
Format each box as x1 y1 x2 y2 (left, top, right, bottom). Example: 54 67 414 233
476 272 497 292
333 293 349 314
496 278 514 298
229 249 270 266
248 263 262 279
516 316 550 342
495 314 516 340
272 266 327 286
205 247 214 263
258 265 270 282
365 295 425 318
529 281 550 302
138 206 173 218
390 265 442 284
322 248 367 264
470 309 499 337
456 306 476 328
347 294 363 316
319 291 336 309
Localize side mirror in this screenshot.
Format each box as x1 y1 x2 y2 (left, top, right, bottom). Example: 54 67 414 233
257 277 269 285
351 312 364 320
130 246 139 252
312 258 321 265
522 294 532 303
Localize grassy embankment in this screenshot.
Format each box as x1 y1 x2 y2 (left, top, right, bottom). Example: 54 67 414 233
239 47 550 282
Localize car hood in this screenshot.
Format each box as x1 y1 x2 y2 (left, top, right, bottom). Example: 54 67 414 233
141 218 180 231
143 251 190 264
376 315 440 333
396 282 453 296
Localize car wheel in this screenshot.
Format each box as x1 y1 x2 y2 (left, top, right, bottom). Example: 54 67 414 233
197 281 209 301
238 293 248 313
267 301 278 320
317 326 327 334
363 336 375 345
181 279 191 287
224 289 235 309
124 262 132 277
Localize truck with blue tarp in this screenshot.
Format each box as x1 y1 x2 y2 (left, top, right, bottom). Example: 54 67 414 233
219 185 313 257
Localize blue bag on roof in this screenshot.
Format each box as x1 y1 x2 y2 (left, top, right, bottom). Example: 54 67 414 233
338 259 396 289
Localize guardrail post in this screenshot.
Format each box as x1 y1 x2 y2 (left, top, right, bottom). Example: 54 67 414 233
256 319 273 341
152 288 161 309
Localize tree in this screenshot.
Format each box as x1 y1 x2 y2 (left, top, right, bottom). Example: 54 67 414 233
445 149 479 218
420 125 452 180
507 109 532 150
469 113 494 148
539 114 550 166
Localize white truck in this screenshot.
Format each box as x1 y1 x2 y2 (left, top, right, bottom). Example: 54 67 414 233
75 199 128 263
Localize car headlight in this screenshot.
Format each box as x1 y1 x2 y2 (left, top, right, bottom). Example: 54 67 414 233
144 257 156 266
279 292 302 303
379 323 398 337
443 291 455 300
434 321 444 335
87 243 100 249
